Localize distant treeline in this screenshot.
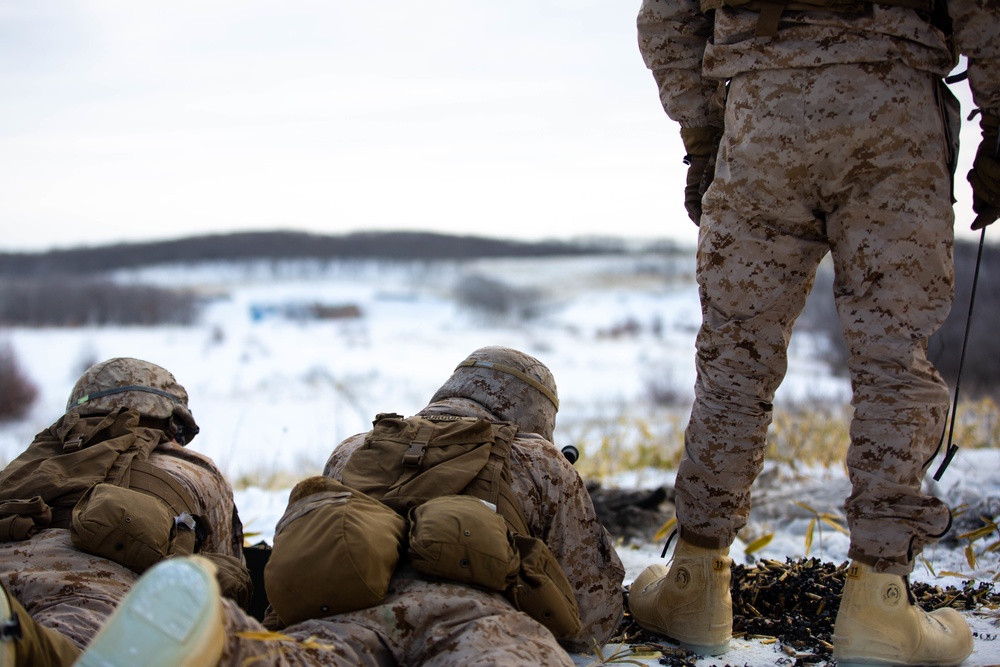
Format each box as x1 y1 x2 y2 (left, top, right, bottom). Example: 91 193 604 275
0 230 666 278
0 279 198 327
0 230 684 328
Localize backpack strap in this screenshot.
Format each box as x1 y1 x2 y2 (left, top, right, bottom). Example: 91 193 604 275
127 460 198 518
461 421 531 538
454 360 559 409
127 459 208 550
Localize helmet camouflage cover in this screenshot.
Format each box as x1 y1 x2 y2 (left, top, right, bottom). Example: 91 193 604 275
66 357 200 444
429 346 559 441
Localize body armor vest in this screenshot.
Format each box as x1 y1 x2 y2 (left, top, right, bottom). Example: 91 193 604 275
699 0 945 37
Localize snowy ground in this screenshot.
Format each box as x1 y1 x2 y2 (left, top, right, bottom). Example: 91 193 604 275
2 255 998 666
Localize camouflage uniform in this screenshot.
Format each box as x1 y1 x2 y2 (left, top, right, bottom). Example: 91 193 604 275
213 348 625 666
638 0 1000 573
0 359 244 651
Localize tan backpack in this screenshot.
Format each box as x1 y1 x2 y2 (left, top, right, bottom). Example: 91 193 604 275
0 407 202 571
340 413 530 535
266 413 582 639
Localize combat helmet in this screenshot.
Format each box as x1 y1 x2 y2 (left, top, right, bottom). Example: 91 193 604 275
66 357 200 444
429 346 559 441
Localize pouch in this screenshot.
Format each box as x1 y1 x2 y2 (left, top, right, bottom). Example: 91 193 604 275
199 552 253 609
0 496 53 542
70 482 189 573
408 495 520 591
264 477 407 625
506 534 583 640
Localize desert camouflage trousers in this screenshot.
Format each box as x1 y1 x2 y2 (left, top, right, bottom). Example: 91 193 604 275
217 566 576 666
678 62 957 575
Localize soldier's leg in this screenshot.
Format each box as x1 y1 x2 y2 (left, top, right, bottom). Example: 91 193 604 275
677 66 830 548
1 581 81 667
221 606 394 667
0 531 136 652
74 557 224 667
631 67 830 656
408 597 575 667
242 578 572 667
308 573 571 667
66 556 385 667
816 61 970 667
824 62 956 574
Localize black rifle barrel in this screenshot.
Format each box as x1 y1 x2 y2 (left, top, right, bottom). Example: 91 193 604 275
561 445 579 464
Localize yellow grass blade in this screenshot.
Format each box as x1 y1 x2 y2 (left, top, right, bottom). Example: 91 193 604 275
804 518 815 555
653 517 677 543
744 532 774 555
964 543 977 570
234 631 337 651
235 631 296 642
792 501 818 515
957 525 996 541
819 515 849 535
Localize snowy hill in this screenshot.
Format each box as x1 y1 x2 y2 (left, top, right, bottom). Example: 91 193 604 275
0 253 848 480
2 253 998 666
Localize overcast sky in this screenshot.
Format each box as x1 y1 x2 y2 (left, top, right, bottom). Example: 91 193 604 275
0 1 985 252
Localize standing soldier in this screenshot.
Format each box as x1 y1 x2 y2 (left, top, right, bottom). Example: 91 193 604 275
629 0 998 664
0 357 247 666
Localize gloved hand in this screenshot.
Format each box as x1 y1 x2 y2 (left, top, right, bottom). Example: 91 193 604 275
680 125 724 226
968 110 1000 230
683 154 712 226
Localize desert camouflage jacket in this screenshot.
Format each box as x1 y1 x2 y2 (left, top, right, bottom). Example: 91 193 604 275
637 0 1000 128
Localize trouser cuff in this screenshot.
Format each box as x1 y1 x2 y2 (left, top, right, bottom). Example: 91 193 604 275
847 547 913 576
678 526 731 551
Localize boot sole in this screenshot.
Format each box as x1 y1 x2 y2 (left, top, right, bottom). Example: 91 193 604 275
0 584 15 667
836 659 966 667
74 557 223 667
678 639 731 657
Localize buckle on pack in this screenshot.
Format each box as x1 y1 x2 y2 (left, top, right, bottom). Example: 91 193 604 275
402 449 423 467
402 423 435 468
63 435 85 453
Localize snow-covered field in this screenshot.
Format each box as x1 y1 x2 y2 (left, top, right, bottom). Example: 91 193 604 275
2 254 998 666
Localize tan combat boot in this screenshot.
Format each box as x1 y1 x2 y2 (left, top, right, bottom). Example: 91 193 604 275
1 581 81 667
627 538 732 655
832 561 974 666
0 583 11 667
74 556 225 667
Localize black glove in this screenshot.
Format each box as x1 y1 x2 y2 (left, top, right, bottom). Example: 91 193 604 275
680 126 723 226
968 110 1000 230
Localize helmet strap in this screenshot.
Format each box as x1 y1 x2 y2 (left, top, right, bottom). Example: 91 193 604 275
454 359 559 409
